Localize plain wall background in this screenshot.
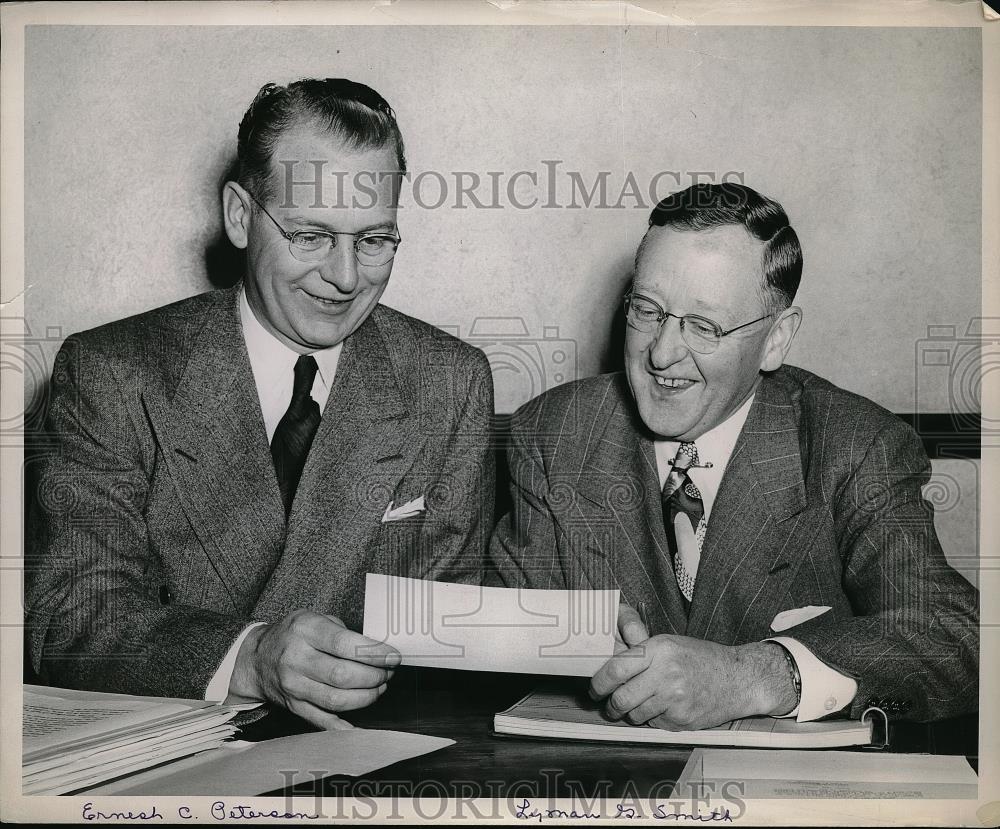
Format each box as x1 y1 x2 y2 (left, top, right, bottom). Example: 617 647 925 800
16 23 984 579
23 24 981 417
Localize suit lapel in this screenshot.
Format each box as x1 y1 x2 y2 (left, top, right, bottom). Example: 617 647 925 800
686 372 808 640
140 287 287 614
255 308 421 618
574 379 689 636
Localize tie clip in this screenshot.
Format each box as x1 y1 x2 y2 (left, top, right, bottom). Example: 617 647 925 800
668 459 713 469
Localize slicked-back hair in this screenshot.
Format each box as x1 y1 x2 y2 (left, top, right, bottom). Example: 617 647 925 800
236 77 406 202
641 183 802 313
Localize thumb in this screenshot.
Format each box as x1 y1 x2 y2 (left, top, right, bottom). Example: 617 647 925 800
322 712 355 731
322 614 347 629
619 604 649 648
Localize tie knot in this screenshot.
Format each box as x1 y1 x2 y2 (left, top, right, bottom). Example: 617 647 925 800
293 355 319 399
672 441 699 472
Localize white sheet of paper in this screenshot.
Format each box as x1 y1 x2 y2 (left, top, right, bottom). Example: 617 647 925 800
683 748 978 799
84 730 455 796
362 574 619 676
705 749 977 783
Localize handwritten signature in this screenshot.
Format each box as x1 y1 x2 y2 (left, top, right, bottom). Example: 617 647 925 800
514 799 734 822
82 802 320 821
81 797 733 823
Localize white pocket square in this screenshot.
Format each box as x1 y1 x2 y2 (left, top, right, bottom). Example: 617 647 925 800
381 495 425 523
770 605 831 632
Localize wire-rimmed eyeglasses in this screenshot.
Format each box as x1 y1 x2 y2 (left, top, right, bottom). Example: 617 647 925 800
624 290 773 354
247 191 401 267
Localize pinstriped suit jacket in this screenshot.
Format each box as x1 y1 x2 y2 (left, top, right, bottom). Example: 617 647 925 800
490 366 978 721
26 285 495 700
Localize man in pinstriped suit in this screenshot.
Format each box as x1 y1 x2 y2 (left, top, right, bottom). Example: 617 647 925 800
490 183 978 729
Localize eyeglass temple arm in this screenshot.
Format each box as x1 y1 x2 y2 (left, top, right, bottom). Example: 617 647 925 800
719 313 774 336
245 191 294 241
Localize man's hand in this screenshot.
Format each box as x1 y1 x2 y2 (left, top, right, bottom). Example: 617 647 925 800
591 619 796 730
228 610 401 730
614 603 650 652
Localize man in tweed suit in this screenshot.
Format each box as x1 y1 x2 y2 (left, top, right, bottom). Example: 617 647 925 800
491 183 978 728
27 78 494 729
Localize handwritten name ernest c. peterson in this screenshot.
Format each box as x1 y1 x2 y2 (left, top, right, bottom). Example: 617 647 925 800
82 801 321 821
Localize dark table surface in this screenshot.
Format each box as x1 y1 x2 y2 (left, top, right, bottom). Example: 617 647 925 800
240 667 979 802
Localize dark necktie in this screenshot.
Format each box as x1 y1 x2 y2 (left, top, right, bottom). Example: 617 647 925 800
661 442 706 603
270 355 321 515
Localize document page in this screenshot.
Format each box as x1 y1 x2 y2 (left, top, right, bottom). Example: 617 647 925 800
24 696 150 739
23 686 202 757
363 574 619 676
86 730 456 796
675 748 978 799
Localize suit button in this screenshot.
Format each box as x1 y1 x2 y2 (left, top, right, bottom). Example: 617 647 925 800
159 585 173 605
824 696 837 711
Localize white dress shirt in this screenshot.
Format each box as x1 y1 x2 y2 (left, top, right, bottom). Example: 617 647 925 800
239 288 342 441
652 392 857 722
204 287 344 702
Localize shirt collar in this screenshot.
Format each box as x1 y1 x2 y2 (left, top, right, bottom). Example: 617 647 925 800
690 391 755 470
238 285 342 386
653 391 756 518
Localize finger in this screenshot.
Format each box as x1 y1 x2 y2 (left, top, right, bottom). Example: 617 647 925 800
296 676 389 713
603 658 694 728
648 713 691 732
613 605 629 645
621 694 670 727
290 699 356 731
589 647 650 700
302 650 390 690
309 618 402 668
619 604 649 648
603 679 657 723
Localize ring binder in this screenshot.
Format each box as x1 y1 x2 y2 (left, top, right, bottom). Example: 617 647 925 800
861 706 890 750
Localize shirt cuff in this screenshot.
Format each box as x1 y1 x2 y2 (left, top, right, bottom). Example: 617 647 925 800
766 636 858 722
204 622 268 702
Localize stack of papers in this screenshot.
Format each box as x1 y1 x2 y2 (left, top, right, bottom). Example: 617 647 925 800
673 748 978 799
23 684 255 795
495 686 874 748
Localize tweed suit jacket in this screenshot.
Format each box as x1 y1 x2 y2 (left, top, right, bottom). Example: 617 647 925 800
27 285 495 700
490 366 978 721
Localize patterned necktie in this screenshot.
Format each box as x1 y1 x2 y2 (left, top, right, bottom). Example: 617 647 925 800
661 442 706 603
270 355 321 516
